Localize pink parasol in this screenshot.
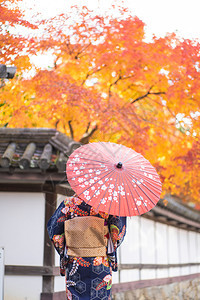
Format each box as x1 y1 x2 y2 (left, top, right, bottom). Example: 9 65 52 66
66 142 162 216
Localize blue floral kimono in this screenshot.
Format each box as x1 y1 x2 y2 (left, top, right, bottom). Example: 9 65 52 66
47 196 126 300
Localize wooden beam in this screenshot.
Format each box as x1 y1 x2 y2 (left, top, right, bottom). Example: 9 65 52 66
153 206 200 229
168 220 179 226
159 195 200 222
112 273 200 294
155 216 168 222
142 212 199 232
144 211 155 217
43 191 57 293
5 265 59 276
179 224 189 229
0 182 62 193
5 263 200 275
118 263 200 270
0 183 43 192
40 291 66 300
55 183 74 196
0 182 73 195
0 172 64 184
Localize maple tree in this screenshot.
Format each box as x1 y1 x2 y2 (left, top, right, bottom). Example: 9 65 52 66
0 4 200 206
0 0 37 69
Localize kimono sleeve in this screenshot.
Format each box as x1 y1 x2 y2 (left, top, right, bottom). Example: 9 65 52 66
47 201 66 257
107 216 127 272
108 216 126 250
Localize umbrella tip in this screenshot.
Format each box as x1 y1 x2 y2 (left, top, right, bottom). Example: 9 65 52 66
116 162 123 168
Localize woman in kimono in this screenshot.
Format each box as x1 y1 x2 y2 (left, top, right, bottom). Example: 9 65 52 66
47 195 126 300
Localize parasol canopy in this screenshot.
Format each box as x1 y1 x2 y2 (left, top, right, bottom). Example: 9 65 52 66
66 142 162 217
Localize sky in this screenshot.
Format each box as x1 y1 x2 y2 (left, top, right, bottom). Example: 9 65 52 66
21 0 200 70
22 0 200 41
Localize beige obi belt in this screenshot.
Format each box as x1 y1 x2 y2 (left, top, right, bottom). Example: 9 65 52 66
64 216 108 257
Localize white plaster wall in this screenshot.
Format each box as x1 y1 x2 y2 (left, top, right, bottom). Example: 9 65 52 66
188 231 197 263
120 269 140 283
197 233 200 262
119 218 200 283
120 216 140 264
140 218 155 265
197 233 200 274
4 275 42 300
179 228 189 264
112 270 119 284
54 275 65 292
168 226 179 265
180 266 190 276
169 267 180 277
191 265 199 274
156 268 169 278
155 222 168 264
141 269 156 280
0 192 45 266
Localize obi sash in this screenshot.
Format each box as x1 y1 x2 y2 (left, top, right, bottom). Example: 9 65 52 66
64 216 108 257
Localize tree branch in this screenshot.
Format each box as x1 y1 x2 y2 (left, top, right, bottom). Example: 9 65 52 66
108 73 133 98
82 64 107 85
75 42 92 59
131 86 165 104
85 122 91 133
65 36 74 55
68 120 74 139
54 54 61 69
79 124 98 144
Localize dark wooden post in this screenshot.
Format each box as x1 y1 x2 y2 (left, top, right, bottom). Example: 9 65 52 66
42 190 57 294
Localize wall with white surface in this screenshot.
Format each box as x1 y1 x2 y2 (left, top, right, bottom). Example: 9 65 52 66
140 218 156 265
118 215 200 283
120 216 140 265
4 276 42 300
54 275 65 292
198 234 200 261
188 231 198 263
155 222 168 264
168 226 179 264
0 192 45 266
0 192 45 300
120 269 140 283
179 228 189 264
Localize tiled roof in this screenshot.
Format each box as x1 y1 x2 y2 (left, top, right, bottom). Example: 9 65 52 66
0 128 81 172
